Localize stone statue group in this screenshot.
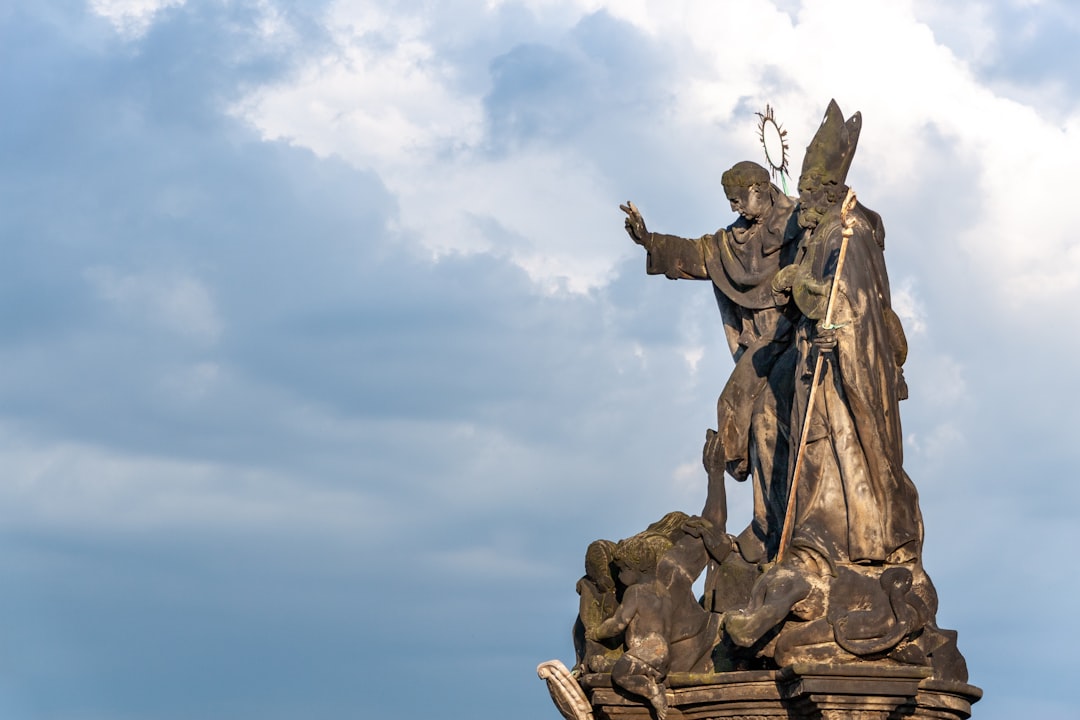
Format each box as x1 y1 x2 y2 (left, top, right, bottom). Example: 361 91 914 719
550 101 968 720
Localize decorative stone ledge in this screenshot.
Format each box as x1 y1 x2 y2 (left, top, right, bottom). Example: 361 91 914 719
778 663 928 720
578 666 981 720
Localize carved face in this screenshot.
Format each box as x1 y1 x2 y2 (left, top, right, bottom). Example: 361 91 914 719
618 565 641 587
797 176 830 229
725 183 770 222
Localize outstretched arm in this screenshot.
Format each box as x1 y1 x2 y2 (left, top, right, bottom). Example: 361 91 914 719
588 592 638 641
621 201 712 280
702 428 728 531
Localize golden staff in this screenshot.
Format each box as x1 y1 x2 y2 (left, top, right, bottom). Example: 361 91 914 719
776 187 858 563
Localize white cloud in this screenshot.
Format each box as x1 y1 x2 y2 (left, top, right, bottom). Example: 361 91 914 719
0 427 391 538
681 345 705 373
232 2 632 293
231 3 482 169
227 0 1080 317
249 0 299 43
906 420 965 463
891 277 927 335
88 0 186 38
414 150 622 291
911 1 997 66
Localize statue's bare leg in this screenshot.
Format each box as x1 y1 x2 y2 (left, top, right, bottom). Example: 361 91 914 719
611 647 671 720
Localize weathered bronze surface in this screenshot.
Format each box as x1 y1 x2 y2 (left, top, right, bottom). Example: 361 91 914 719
539 100 979 720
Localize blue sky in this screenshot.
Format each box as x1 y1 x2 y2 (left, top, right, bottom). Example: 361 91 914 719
0 1 1076 718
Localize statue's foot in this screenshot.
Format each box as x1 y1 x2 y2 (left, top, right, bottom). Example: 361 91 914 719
647 688 669 720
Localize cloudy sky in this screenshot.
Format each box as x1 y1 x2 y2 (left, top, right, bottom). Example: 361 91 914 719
1 1 1077 718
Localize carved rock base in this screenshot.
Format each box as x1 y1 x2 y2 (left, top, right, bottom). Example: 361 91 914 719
578 665 981 720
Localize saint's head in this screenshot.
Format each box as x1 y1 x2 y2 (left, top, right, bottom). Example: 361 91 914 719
721 161 773 222
797 100 861 229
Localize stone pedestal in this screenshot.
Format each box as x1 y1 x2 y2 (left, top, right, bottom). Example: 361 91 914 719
778 663 929 720
579 666 981 720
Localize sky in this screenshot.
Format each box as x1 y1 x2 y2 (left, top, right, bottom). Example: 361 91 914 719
0 1 1077 718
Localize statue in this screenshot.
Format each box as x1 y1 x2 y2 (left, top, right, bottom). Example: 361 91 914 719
621 160 801 564
572 540 622 675
540 100 979 720
777 100 920 568
588 530 676 720
726 101 966 682
572 514 730 719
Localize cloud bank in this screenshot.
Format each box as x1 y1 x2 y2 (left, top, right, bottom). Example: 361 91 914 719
0 1 1074 718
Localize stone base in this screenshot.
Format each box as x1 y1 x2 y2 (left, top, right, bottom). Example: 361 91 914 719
580 665 981 720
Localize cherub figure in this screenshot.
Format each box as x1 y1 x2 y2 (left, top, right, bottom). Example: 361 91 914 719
572 539 622 674
588 533 676 720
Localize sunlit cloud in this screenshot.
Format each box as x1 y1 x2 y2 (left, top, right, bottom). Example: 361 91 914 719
4 3 1076 718
88 0 187 38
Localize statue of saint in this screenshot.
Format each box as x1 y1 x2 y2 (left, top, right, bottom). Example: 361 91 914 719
776 100 922 569
543 105 974 720
622 161 801 564
726 100 966 681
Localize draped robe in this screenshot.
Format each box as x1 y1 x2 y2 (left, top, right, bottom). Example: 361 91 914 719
787 202 923 565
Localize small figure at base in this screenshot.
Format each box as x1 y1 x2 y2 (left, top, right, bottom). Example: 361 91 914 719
572 539 622 674
588 533 675 720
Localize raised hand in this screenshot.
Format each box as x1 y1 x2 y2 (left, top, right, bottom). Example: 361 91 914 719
703 428 725 478
620 201 648 244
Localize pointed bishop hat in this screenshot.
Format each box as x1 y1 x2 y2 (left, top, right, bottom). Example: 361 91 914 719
800 99 862 187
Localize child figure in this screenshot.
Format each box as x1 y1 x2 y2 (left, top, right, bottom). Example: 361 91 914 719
572 539 622 674
587 533 675 720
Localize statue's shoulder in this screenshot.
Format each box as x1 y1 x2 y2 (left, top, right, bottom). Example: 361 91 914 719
774 191 796 216
854 202 886 250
